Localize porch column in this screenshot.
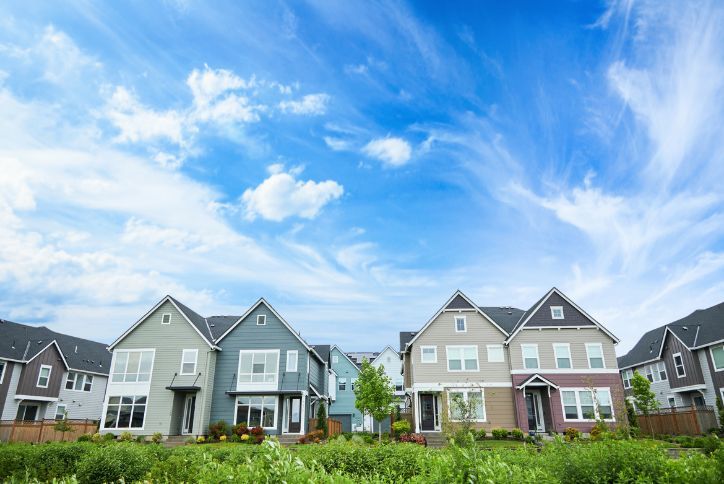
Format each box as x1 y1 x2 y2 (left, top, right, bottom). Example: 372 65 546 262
414 391 421 433
300 393 307 434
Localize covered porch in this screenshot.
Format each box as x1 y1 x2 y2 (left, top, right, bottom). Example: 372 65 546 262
515 374 558 434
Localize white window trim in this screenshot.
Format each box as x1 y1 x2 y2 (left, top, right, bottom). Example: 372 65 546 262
351 378 357 391
420 345 437 364
644 364 656 382
446 345 479 372
101 394 149 430
709 345 724 372
338 377 347 391
657 361 668 381
237 349 280 387
521 344 540 370
66 372 93 392
55 404 66 420
37 364 52 388
486 344 504 363
585 342 606 369
161 313 172 325
447 388 486 422
257 314 267 326
454 315 467 333
550 306 564 319
560 387 615 422
180 349 198 375
286 350 298 372
110 349 156 384
0 360 6 384
622 369 633 389
235 395 278 430
553 343 572 369
672 352 686 378
667 395 676 408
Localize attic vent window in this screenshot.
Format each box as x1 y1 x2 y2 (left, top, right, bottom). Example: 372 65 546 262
550 306 564 320
161 314 171 325
257 314 267 326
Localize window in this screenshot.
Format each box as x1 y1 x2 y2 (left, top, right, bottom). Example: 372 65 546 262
657 362 667 381
486 344 504 363
395 384 404 392
257 314 266 325
351 378 357 391
238 350 279 384
66 372 93 392
37 365 52 388
645 364 655 382
447 346 478 371
585 343 605 369
667 396 676 408
332 355 339 364
286 350 298 372
16 404 39 421
550 306 564 319
235 396 277 428
180 349 198 375
710 345 724 371
420 346 437 363
103 395 147 429
561 388 614 421
454 316 466 332
553 343 571 369
448 389 485 421
521 344 539 369
0 360 6 384
55 404 66 420
111 350 154 383
161 313 171 325
622 369 633 389
338 378 346 391
673 353 686 377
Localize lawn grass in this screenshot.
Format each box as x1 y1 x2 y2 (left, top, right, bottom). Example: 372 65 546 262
476 439 526 448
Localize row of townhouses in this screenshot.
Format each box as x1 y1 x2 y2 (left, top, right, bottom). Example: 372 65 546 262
1 290 721 439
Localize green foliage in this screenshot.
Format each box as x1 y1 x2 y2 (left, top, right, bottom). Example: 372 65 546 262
717 397 724 431
391 419 411 438
151 432 163 443
564 427 580 442
625 398 638 428
632 370 659 417
75 443 159 484
354 359 395 442
316 402 329 437
475 428 487 440
76 434 92 442
101 432 115 441
491 428 509 439
511 428 525 441
208 419 230 439
118 431 133 442
53 415 74 434
590 419 609 441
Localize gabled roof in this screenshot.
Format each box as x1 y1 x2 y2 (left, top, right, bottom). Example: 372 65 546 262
206 315 241 341
516 373 559 389
311 345 331 364
346 351 379 366
479 307 525 334
399 331 416 352
168 296 216 343
376 345 399 357
0 319 110 375
505 287 619 344
330 345 362 370
616 326 666 370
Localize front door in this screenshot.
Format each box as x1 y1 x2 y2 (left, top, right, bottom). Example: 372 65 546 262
525 390 545 432
288 396 302 433
420 394 436 431
182 395 196 435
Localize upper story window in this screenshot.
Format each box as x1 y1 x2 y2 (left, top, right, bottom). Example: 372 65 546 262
420 346 437 363
657 361 667 381
454 316 467 332
66 372 93 392
54 404 66 420
711 345 724 371
286 350 298 372
550 306 564 319
338 377 346 391
112 350 154 383
585 343 605 369
622 369 633 389
161 313 171 325
486 344 504 363
447 346 478 371
351 378 357 391
672 353 686 378
332 355 339 364
180 349 198 375
521 344 539 369
238 350 278 384
645 364 655 382
256 314 266 325
0 360 6 384
37 365 52 388
553 343 572 369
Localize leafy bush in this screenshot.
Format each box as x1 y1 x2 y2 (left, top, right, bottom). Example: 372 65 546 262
91 432 102 443
151 432 163 443
135 435 146 443
391 419 411 437
76 434 92 442
185 437 196 445
564 427 580 442
209 420 230 439
250 426 265 443
398 433 426 446
491 428 509 439
316 402 329 437
233 422 250 436
196 436 206 444
230 434 241 443
118 431 133 442
299 429 325 444
102 432 115 441
475 428 487 440
241 434 251 442
511 428 525 441
75 443 155 484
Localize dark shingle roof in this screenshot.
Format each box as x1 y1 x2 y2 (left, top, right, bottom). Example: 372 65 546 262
206 315 240 340
479 307 525 334
399 331 416 352
616 326 666 369
311 345 331 364
0 319 110 375
168 296 215 343
509 292 549 333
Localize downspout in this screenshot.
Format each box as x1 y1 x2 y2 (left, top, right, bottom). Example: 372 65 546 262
197 349 213 437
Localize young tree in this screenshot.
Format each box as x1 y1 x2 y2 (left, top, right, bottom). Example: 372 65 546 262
354 359 395 443
631 370 659 436
315 401 328 438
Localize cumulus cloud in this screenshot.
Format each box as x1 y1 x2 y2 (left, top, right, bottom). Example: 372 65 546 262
278 93 330 115
363 136 412 167
242 166 343 221
106 86 186 144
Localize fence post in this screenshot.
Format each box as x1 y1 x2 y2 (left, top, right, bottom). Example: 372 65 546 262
692 405 700 434
9 420 16 442
38 420 44 443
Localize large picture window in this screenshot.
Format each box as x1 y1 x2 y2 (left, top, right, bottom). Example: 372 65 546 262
238 350 279 384
103 395 147 429
66 372 93 392
448 389 485 421
111 350 154 383
446 346 478 371
235 396 277 428
561 388 614 421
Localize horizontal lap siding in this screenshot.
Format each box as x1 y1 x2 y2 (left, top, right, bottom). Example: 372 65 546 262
329 348 362 428
509 328 617 371
481 387 516 429
50 374 108 420
111 301 215 436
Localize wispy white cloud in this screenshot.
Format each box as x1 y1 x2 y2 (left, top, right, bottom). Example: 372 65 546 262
278 93 330 115
106 86 186 144
363 136 412 167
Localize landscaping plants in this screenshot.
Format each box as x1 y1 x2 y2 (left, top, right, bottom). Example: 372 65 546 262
491 428 509 440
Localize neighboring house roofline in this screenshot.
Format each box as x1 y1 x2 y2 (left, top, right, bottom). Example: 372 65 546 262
330 345 362 370
25 340 69 370
404 290 509 352
108 295 216 350
691 337 724 350
375 345 399 357
504 287 620 344
617 357 662 371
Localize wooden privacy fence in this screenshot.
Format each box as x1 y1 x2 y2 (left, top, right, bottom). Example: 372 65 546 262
0 419 98 443
308 418 343 436
637 406 717 436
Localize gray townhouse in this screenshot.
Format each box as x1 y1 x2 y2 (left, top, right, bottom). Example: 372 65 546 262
0 319 110 424
618 301 724 414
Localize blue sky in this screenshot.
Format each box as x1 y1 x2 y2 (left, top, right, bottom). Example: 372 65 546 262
0 0 722 355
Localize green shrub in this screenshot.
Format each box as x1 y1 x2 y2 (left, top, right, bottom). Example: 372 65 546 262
209 419 230 439
151 432 163 444
564 427 580 442
102 432 115 441
90 432 102 443
511 428 525 441
135 435 146 443
76 433 92 442
118 431 133 442
75 443 154 484
475 428 487 440
391 419 411 437
491 428 509 439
